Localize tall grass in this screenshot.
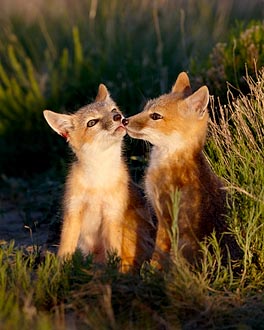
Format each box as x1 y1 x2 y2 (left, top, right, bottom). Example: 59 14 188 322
0 71 263 329
207 69 264 286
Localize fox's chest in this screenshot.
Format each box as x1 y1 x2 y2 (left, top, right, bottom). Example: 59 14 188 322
145 160 202 217
68 185 127 219
73 189 127 258
65 161 129 233
145 163 186 196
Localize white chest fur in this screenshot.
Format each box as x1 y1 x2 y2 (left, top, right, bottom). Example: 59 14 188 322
66 142 128 256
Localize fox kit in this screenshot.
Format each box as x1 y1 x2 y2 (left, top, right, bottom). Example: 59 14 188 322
43 84 153 271
125 72 226 266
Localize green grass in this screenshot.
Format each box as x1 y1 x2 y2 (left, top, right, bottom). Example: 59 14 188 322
206 70 264 290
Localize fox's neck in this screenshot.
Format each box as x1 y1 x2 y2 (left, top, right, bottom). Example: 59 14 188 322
149 144 203 170
74 141 127 183
147 146 212 193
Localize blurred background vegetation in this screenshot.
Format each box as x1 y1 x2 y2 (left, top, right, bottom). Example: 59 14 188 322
0 0 263 177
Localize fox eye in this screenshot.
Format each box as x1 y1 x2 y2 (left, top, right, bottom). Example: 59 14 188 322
150 113 163 120
87 119 99 127
111 108 118 113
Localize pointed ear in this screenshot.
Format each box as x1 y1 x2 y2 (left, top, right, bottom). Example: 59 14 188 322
185 86 209 119
43 110 73 140
171 72 192 97
95 84 110 102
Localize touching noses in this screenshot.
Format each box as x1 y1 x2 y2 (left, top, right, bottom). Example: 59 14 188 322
113 113 129 126
122 118 129 126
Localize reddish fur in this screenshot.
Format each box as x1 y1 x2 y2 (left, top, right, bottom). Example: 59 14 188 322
146 151 225 264
126 72 227 267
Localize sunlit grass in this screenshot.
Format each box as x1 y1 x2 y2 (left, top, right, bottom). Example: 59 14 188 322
207 69 264 283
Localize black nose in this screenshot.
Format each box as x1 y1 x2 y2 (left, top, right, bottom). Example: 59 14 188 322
122 118 129 126
113 113 122 122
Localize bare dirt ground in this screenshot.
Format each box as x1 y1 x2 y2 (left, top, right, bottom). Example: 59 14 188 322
0 197 49 250
0 175 61 254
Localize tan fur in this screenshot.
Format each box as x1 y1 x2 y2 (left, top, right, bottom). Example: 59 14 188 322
43 84 153 272
126 72 226 266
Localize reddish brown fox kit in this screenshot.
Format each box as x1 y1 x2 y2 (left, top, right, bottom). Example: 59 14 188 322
125 72 226 266
43 84 153 271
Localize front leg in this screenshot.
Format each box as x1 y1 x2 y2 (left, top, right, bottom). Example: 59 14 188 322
104 219 123 262
151 216 171 269
57 208 83 259
120 214 138 273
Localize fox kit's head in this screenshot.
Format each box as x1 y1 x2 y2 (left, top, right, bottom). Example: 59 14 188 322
125 72 210 153
43 84 126 155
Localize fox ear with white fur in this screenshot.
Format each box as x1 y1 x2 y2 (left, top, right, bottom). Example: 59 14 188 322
43 110 73 140
171 72 192 97
95 84 111 102
185 86 209 119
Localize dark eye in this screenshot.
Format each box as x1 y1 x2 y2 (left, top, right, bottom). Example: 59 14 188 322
111 108 118 113
87 119 99 127
150 113 163 120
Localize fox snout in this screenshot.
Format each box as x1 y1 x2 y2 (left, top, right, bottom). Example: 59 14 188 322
113 113 128 127
122 118 129 126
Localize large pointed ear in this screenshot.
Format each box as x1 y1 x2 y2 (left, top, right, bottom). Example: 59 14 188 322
171 72 192 97
95 84 110 102
43 110 73 140
185 86 209 119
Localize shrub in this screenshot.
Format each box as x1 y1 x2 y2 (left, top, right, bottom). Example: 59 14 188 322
196 21 264 100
